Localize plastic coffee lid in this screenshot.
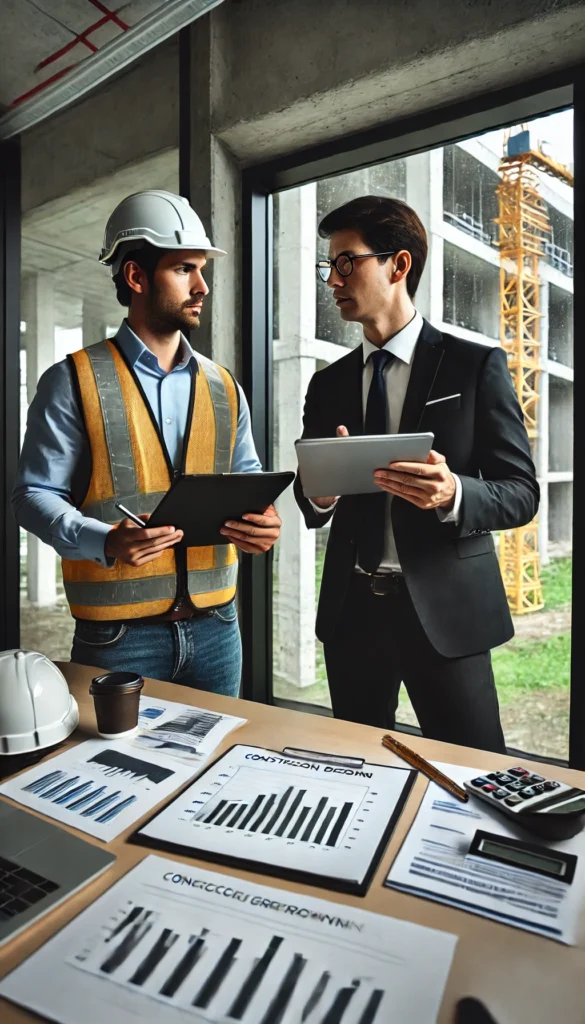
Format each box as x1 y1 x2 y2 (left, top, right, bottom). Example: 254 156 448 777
89 671 144 695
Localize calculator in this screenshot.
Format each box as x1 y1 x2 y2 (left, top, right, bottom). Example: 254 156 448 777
463 766 585 840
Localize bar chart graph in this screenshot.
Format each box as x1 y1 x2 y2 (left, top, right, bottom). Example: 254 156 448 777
136 745 415 892
1 738 194 842
22 768 138 824
134 696 246 762
0 856 457 1024
190 774 356 848
71 897 389 1023
136 709 225 756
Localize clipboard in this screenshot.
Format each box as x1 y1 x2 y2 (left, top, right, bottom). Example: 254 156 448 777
147 471 295 546
130 743 416 896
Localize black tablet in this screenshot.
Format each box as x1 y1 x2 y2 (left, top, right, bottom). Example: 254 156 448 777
147 471 295 546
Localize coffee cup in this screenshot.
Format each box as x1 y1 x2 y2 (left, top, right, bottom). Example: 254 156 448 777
89 671 144 739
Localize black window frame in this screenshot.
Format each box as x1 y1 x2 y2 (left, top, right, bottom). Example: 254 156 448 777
241 66 585 770
0 137 21 654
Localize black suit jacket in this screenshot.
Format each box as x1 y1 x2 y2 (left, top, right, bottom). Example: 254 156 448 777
294 320 540 658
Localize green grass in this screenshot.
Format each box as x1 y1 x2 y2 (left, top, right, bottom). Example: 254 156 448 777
539 557 572 609
492 633 571 703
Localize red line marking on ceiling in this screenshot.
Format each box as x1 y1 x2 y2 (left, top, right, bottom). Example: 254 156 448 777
11 0 130 106
12 65 77 106
87 0 130 32
36 22 107 70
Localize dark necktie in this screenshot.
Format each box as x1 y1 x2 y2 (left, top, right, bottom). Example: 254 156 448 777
357 348 394 574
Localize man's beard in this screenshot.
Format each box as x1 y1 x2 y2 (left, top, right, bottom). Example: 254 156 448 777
147 287 201 333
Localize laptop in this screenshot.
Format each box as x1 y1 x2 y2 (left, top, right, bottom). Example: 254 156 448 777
0 800 115 946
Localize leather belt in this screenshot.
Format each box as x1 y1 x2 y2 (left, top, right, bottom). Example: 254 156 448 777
131 604 213 624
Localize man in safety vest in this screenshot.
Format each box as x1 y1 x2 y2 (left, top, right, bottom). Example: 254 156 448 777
13 191 281 696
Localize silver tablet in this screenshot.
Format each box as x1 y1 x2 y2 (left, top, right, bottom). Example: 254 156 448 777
295 433 434 497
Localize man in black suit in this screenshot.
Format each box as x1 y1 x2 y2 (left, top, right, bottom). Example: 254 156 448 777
295 195 539 752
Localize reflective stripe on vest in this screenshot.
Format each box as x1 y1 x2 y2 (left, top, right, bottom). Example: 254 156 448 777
64 563 239 607
62 339 239 620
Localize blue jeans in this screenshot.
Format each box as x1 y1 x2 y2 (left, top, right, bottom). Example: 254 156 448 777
70 601 242 697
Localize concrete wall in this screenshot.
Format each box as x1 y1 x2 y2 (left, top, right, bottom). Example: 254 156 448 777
20 36 179 214
212 0 585 162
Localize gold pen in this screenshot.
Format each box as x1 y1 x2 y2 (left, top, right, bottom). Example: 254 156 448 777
382 734 469 803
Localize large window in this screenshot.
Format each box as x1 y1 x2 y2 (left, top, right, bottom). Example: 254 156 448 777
18 150 179 660
270 107 574 759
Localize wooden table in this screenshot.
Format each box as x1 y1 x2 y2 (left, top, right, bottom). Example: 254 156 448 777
2 662 585 1023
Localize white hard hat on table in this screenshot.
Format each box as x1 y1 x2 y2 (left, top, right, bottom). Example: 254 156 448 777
99 190 227 275
0 650 79 756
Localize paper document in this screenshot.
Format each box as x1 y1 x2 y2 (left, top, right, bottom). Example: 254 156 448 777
134 744 415 893
385 762 585 944
135 695 246 764
0 854 457 1024
0 738 195 841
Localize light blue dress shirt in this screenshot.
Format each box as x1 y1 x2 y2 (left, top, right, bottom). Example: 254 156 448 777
12 321 262 567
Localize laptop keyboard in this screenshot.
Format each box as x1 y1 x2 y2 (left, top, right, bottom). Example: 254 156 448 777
0 855 60 921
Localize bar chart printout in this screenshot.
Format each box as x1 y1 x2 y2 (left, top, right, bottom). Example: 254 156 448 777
135 745 415 892
0 739 195 842
0 856 458 1024
135 695 246 762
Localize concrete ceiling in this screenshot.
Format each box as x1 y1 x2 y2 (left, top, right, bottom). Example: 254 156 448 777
0 1 165 109
21 147 179 330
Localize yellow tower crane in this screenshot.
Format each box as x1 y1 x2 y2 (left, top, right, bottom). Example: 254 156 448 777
495 129 573 615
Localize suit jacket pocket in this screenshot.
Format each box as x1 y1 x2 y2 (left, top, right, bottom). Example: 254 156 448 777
425 393 462 411
456 534 493 558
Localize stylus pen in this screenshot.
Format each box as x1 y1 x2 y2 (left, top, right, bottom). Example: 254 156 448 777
114 501 147 528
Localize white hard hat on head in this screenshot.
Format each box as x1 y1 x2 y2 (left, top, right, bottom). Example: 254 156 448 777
0 650 78 757
99 190 227 275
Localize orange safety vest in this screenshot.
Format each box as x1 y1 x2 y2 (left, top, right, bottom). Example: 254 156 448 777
62 339 239 620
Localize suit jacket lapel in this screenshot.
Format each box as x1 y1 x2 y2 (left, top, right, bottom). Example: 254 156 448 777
398 319 444 433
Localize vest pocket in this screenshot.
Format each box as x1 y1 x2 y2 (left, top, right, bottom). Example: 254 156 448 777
74 621 128 647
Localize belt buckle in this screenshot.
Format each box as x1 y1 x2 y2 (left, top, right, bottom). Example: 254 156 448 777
370 574 390 596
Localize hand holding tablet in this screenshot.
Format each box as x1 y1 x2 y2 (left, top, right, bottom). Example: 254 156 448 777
295 430 434 498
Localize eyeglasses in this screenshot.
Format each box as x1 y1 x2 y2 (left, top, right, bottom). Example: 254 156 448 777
315 251 396 283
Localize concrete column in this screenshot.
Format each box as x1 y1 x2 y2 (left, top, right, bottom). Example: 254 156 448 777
537 280 550 564
274 184 317 688
405 149 444 324
22 274 58 606
82 298 106 348
186 17 240 374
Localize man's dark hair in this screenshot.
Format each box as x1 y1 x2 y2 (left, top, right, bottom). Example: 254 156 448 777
113 243 169 307
318 195 428 298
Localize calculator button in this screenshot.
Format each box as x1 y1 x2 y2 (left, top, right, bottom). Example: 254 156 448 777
508 768 529 777
493 789 508 800
505 795 523 805
543 781 558 791
471 777 489 787
532 783 545 794
506 780 526 791
495 773 514 784
486 774 500 782
482 784 497 792
521 787 536 798
530 774 545 783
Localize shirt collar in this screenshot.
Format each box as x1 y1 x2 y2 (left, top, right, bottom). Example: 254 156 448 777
115 319 197 372
362 310 423 366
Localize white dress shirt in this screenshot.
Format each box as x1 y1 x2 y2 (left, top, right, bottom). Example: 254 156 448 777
310 311 462 572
